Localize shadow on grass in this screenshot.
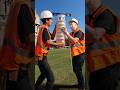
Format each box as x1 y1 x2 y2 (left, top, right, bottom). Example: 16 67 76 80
39 84 78 90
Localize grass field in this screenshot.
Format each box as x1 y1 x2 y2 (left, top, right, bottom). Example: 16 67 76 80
35 48 85 90
35 48 120 90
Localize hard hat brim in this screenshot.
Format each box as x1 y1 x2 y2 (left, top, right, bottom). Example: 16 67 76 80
69 20 78 24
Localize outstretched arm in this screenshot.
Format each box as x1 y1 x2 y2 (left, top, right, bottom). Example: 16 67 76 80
61 27 79 44
51 23 58 40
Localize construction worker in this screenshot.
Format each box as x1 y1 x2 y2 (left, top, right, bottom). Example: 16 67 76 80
61 18 85 90
0 0 35 90
35 10 64 90
86 0 120 90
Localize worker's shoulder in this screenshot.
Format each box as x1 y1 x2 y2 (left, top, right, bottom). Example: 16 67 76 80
77 30 84 35
98 9 114 19
74 30 84 40
42 28 49 35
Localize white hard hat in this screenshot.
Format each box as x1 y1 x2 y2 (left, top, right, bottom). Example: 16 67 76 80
69 18 78 24
40 10 53 19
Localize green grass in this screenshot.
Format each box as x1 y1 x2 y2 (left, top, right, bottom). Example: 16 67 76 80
117 81 120 90
35 48 78 85
35 48 120 90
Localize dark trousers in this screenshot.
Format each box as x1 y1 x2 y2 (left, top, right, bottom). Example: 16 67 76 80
6 65 32 90
35 56 54 90
89 64 120 90
116 63 120 79
72 53 85 89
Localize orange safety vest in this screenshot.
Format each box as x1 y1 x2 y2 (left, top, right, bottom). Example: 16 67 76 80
0 1 35 71
35 25 51 57
70 31 85 56
86 6 120 72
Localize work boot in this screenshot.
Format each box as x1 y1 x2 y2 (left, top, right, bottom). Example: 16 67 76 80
6 80 18 90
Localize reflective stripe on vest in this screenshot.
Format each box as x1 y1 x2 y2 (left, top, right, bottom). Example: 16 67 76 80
35 26 51 56
6 2 34 57
90 39 120 50
36 30 48 51
86 6 120 72
3 38 30 57
70 31 85 56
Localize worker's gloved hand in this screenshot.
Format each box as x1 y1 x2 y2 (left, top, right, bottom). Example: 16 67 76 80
58 42 65 47
55 22 59 31
35 55 43 61
61 27 69 35
38 55 43 61
74 38 79 43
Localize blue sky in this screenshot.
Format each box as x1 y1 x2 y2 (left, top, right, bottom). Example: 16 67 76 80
35 0 85 33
